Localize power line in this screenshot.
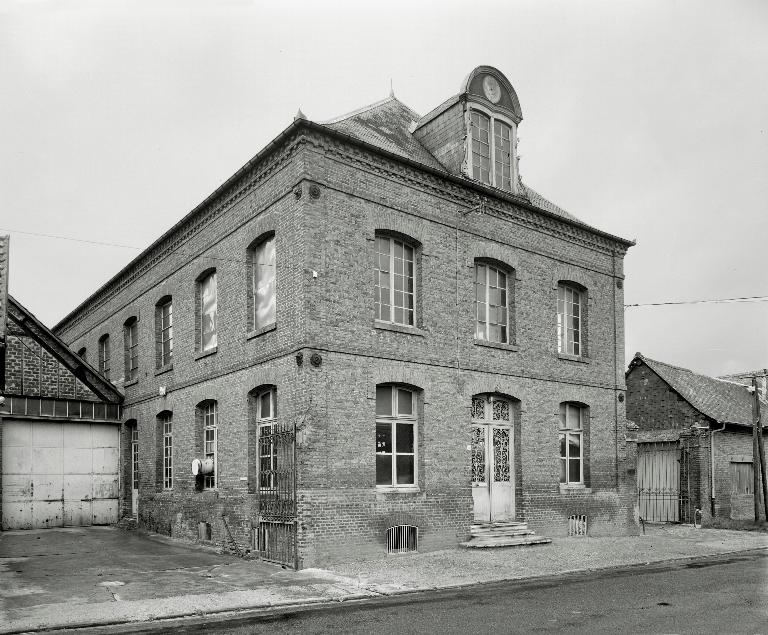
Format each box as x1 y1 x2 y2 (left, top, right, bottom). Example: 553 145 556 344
625 296 768 308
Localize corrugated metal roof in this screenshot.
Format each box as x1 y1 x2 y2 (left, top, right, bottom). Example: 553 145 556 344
633 353 766 427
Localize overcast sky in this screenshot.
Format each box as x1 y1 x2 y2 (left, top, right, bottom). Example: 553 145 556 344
1 0 766 377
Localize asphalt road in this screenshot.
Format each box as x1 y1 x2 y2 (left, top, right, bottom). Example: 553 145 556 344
75 550 768 635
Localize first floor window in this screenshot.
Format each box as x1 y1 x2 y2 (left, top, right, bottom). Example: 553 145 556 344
157 299 173 367
124 318 139 381
98 335 110 380
557 284 582 356
559 403 585 485
199 271 217 351
475 263 508 343
203 402 218 489
376 385 416 487
256 388 277 490
251 236 276 330
374 235 415 326
160 412 173 489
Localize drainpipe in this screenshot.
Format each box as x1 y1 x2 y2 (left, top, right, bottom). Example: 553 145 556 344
710 422 727 515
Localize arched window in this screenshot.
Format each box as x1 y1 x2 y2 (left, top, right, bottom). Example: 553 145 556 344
469 110 514 192
474 261 512 343
255 387 277 490
249 235 276 332
123 317 139 382
196 270 217 352
156 411 173 490
155 296 173 368
557 283 586 357
376 385 417 487
374 235 416 326
98 334 110 380
197 400 218 489
559 402 588 486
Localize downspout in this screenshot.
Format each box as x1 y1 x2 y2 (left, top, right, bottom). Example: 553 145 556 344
710 422 727 515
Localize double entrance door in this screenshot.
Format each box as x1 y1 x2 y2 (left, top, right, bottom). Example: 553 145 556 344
471 423 514 522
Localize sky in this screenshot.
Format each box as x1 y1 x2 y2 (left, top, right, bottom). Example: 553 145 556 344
1 0 766 377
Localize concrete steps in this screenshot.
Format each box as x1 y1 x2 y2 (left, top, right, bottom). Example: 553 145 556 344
461 521 552 549
116 516 137 531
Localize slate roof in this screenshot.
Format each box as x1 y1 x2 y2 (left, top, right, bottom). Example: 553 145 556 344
319 96 588 227
632 353 766 427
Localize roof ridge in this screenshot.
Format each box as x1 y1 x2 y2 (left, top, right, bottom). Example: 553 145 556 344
320 95 419 125
640 353 739 387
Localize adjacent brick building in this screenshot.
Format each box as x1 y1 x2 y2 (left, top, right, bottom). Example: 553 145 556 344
626 353 767 523
51 66 637 566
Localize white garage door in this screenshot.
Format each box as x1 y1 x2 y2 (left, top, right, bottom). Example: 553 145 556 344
2 420 119 529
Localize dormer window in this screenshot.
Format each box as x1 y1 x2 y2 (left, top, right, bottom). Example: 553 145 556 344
469 108 514 192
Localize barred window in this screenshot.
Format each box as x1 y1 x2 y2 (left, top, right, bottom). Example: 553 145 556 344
256 388 277 490
376 385 416 487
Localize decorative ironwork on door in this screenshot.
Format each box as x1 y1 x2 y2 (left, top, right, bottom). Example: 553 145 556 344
256 420 297 568
637 440 695 523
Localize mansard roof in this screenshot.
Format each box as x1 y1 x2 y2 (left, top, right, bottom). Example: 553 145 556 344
7 295 123 403
628 353 765 428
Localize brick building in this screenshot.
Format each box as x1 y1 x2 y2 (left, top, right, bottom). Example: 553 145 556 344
51 66 637 566
626 353 767 523
0 236 124 529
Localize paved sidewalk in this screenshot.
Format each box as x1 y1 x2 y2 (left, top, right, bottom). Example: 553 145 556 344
0 525 765 633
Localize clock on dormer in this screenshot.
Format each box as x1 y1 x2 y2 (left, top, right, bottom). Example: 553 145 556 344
482 75 501 104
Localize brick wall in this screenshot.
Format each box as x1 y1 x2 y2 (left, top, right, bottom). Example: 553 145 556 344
54 127 635 565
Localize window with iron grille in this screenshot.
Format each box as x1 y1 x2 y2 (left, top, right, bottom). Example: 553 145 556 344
202 401 218 489
559 403 586 485
557 284 583 356
124 317 139 381
156 298 173 367
250 235 276 331
256 388 277 490
474 262 511 343
198 271 217 351
374 235 415 327
376 385 416 488
98 334 110 380
469 109 514 192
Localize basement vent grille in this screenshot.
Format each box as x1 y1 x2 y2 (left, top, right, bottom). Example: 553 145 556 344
386 524 418 554
568 514 588 536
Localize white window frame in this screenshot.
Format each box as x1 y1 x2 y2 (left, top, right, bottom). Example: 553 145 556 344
468 104 517 193
557 284 582 356
131 426 139 491
161 413 173 490
474 262 509 343
375 386 417 489
199 271 218 352
256 388 278 490
559 403 584 485
374 235 416 327
203 402 218 490
158 299 173 367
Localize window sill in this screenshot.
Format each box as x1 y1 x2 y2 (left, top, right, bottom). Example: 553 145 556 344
474 339 519 352
557 353 590 364
559 483 592 494
376 486 421 494
124 378 139 388
374 320 425 337
195 347 217 360
247 323 276 340
154 363 173 376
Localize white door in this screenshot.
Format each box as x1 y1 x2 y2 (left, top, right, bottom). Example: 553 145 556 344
1 419 119 529
471 424 514 522
131 427 139 517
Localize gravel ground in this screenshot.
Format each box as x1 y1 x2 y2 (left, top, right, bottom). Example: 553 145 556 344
326 526 768 591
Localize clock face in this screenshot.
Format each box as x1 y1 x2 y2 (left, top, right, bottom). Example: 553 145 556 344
482 76 501 103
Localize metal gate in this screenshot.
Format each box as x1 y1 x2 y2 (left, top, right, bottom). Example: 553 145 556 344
637 441 681 522
255 420 297 568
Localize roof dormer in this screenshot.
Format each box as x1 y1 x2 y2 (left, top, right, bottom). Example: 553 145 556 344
413 65 523 195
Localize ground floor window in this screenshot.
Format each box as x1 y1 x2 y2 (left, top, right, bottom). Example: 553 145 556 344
559 402 585 485
376 385 416 487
